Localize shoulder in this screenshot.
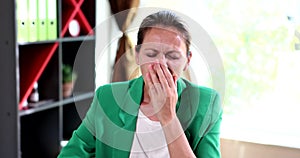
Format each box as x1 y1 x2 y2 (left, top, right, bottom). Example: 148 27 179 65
178 78 222 124
180 78 220 103
178 79 222 139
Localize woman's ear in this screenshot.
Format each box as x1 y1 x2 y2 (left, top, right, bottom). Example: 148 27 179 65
135 45 140 65
184 51 192 71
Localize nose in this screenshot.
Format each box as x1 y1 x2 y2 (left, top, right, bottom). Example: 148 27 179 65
158 54 167 66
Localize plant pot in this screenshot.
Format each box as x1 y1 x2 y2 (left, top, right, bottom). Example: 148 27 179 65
63 82 74 98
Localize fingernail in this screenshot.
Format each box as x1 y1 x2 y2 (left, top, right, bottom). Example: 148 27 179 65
173 75 177 82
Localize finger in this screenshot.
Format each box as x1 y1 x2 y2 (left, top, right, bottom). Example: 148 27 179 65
155 64 169 90
145 71 153 87
169 68 177 82
149 63 160 84
173 74 178 87
144 63 155 88
169 67 178 87
161 65 176 89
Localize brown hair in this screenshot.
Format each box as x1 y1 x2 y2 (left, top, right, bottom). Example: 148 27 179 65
136 10 191 55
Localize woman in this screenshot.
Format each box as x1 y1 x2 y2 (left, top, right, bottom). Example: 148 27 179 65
58 10 222 158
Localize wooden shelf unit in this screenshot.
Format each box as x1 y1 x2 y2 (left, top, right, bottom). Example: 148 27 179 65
15 0 96 157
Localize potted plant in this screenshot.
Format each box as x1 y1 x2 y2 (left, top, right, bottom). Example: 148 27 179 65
62 64 77 98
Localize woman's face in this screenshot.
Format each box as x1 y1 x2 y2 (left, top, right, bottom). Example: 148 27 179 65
135 27 191 82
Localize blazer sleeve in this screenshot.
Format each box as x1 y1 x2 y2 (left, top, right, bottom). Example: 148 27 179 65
194 91 223 158
58 88 102 157
57 124 96 158
195 112 222 158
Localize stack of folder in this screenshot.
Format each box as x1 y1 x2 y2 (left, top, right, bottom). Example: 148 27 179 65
17 0 58 42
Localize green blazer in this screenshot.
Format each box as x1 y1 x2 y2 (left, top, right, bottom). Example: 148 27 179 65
58 76 222 158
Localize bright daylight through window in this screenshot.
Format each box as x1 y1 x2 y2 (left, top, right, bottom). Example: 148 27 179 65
200 0 300 148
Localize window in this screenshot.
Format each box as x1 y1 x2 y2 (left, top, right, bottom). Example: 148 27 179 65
202 0 300 148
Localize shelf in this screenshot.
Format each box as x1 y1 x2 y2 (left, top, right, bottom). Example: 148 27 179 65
14 0 96 157
62 91 94 105
19 100 59 117
17 35 95 46
18 40 60 46
19 92 94 117
58 35 95 42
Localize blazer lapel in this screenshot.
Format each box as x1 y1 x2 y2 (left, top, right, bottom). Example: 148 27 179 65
113 77 144 157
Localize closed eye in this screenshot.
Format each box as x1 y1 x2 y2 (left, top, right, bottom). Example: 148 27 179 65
166 51 181 60
144 48 159 58
146 53 158 58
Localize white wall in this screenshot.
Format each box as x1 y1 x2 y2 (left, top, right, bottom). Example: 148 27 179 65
95 0 118 87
